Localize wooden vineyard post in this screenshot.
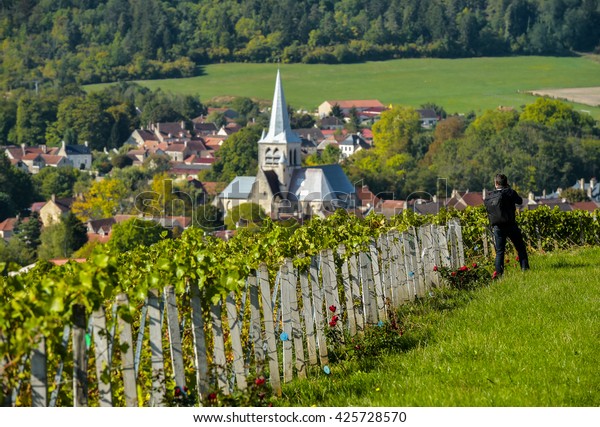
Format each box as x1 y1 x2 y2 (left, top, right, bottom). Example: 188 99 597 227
48 326 71 407
225 292 247 390
409 227 425 297
448 218 465 268
30 337 46 407
0 333 11 407
210 301 228 394
437 225 452 268
378 234 393 311
454 220 465 266
248 273 266 374
189 283 209 401
369 242 387 322
310 257 328 367
337 245 357 337
116 294 137 407
279 262 293 383
429 224 442 288
321 249 342 329
285 259 306 379
147 289 165 406
359 250 377 325
92 306 113 407
257 264 281 396
388 231 404 307
348 253 364 333
402 231 417 301
299 267 318 367
418 225 435 292
72 304 88 407
165 286 186 394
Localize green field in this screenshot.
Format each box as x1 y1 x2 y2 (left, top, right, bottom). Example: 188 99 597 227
277 247 600 406
87 55 600 118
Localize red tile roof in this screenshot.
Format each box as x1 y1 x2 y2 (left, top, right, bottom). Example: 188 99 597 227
327 100 385 109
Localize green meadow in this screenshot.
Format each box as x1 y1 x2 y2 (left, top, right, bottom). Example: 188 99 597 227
277 247 600 406
88 55 600 118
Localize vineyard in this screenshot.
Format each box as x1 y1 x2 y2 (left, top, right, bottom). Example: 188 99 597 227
1 206 599 407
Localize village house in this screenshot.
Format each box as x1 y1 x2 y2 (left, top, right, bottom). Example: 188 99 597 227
318 99 386 120
416 108 439 128
355 185 382 215
39 195 75 226
56 141 92 170
0 217 28 240
318 116 345 130
338 133 370 159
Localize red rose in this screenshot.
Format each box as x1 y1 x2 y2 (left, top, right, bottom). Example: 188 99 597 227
329 316 338 327
472 263 478 268
451 271 457 277
433 265 438 271
174 386 181 396
515 256 520 262
329 305 336 312
492 271 498 279
459 265 468 272
255 377 266 386
208 392 217 401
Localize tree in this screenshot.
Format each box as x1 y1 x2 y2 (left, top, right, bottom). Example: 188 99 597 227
139 173 184 217
345 107 360 133
305 144 341 165
560 188 589 203
0 238 36 267
15 95 58 146
108 218 168 252
13 212 42 252
468 109 519 140
193 204 224 231
329 103 344 119
72 178 129 221
372 105 421 156
224 202 266 230
207 126 260 182
111 153 133 169
38 212 88 260
520 98 595 135
32 166 81 199
0 153 35 221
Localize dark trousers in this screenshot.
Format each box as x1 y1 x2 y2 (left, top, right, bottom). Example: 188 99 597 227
492 223 530 275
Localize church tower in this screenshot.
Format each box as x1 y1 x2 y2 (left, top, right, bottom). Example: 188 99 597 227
257 70 302 193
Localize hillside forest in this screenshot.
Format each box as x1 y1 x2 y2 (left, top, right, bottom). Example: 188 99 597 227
1 0 600 88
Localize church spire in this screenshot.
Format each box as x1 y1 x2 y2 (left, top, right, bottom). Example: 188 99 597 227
259 70 301 144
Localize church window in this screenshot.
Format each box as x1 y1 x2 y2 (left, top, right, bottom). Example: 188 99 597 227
265 148 273 164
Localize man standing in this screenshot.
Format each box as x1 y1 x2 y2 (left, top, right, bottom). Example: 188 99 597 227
485 173 530 276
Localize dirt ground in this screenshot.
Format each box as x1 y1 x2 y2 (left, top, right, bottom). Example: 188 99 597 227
528 87 600 107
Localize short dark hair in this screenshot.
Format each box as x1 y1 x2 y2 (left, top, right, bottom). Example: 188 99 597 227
495 173 508 187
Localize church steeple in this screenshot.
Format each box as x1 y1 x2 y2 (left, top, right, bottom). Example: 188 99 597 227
259 69 301 144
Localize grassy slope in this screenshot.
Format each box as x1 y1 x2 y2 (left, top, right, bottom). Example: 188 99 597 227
279 247 600 406
88 56 600 118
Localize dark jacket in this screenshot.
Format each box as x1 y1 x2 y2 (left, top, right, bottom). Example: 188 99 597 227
489 187 522 225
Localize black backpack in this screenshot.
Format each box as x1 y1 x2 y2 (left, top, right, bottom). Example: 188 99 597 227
484 190 511 226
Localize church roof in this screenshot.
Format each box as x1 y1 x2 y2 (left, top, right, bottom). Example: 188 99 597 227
289 165 355 202
219 176 256 200
258 70 301 145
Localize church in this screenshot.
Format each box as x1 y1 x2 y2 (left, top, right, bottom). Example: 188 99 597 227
215 71 358 220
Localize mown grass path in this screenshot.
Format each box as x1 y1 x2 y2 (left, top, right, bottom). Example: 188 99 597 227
280 247 600 406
